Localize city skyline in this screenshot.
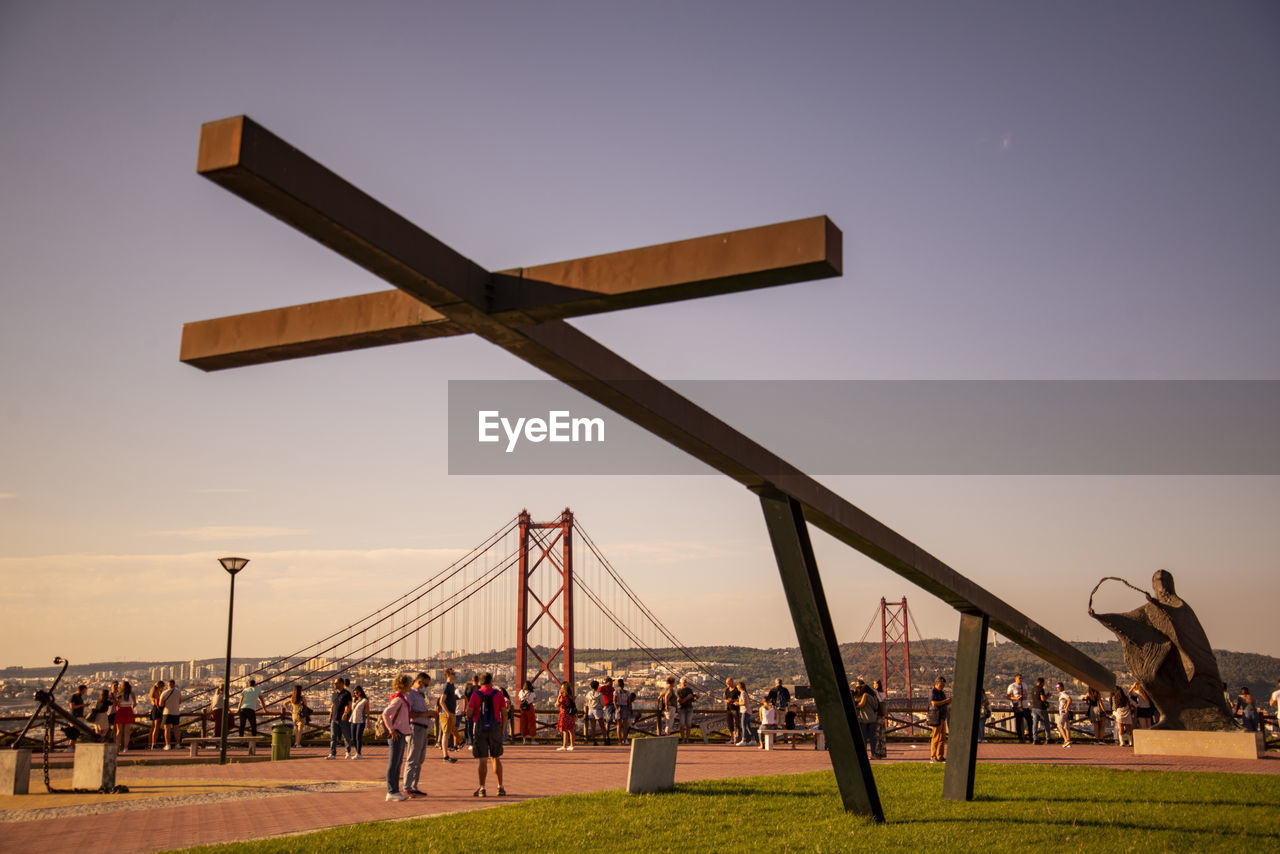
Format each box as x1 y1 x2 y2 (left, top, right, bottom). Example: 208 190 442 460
2 2 1278 667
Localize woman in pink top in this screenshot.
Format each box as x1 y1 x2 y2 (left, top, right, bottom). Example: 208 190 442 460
382 674 413 801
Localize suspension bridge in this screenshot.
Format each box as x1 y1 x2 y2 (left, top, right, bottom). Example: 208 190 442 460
181 509 723 713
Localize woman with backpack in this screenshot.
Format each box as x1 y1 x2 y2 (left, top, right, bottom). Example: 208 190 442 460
381 674 414 802
286 685 310 747
555 681 577 751
518 680 537 745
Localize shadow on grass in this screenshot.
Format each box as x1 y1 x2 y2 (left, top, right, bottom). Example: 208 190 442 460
891 813 1280 842
974 793 1275 809
671 783 829 799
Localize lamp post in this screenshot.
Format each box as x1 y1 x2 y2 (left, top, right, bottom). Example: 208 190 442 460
217 556 248 765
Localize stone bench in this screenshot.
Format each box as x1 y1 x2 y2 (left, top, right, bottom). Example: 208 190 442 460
182 735 267 757
757 726 825 751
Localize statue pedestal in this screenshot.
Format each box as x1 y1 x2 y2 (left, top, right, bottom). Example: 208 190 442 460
72 742 118 791
626 736 678 794
0 749 31 795
1132 729 1264 759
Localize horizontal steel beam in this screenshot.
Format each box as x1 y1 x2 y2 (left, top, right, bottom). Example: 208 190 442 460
181 289 459 371
187 115 1114 692
187 116 840 371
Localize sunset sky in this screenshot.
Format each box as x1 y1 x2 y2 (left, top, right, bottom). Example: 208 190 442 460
2 1 1277 667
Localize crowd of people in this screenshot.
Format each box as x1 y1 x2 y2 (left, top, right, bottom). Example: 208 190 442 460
1002 673 1177 748
63 678 185 753
57 670 1280 794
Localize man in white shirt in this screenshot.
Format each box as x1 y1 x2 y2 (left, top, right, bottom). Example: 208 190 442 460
402 673 434 796
1269 678 1280 735
1007 674 1031 743
161 680 182 750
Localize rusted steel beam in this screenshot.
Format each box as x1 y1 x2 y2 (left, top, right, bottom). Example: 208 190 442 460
180 289 460 371
186 116 1114 694
496 213 842 322
186 116 840 370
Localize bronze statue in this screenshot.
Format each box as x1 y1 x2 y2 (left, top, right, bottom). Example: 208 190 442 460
1089 570 1236 731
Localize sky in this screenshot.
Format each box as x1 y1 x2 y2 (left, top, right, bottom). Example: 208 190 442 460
1 1 1278 668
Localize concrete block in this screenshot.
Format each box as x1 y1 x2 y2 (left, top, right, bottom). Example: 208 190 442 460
72 742 118 791
626 735 678 795
1132 728 1264 759
0 749 31 795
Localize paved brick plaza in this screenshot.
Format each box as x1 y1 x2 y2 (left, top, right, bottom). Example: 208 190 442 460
2 742 1277 853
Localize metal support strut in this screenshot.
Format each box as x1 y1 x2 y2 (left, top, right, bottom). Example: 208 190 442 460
942 611 989 802
755 487 884 822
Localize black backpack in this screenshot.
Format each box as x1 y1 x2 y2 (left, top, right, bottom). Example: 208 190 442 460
478 690 496 732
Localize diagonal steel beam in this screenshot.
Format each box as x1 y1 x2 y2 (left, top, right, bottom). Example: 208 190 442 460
186 115 1115 695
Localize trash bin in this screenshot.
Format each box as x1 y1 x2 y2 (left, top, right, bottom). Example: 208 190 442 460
271 723 291 761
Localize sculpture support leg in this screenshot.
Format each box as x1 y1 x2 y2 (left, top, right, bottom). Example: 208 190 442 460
755 487 884 822
943 611 988 802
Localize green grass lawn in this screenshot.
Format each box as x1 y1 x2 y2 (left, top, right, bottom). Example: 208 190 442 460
176 765 1280 853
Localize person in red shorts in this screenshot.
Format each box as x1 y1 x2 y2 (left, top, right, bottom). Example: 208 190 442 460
115 681 136 753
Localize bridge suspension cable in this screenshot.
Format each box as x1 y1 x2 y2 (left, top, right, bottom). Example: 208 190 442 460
185 510 722 711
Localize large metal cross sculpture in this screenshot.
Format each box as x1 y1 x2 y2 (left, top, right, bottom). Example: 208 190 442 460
182 116 1113 821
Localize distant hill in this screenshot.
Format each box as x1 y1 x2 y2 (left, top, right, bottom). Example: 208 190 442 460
5 643 1276 701
523 640 1280 699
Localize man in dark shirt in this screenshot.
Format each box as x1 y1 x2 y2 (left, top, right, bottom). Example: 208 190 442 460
724 677 740 743
437 668 459 761
1031 678 1052 745
773 679 791 709
69 684 88 719
463 674 480 747
328 677 353 759
66 684 88 742
929 677 951 763
675 677 697 743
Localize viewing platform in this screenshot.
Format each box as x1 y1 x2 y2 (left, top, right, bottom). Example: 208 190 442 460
2 741 1276 854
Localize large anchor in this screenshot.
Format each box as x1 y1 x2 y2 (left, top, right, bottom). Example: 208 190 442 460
10 657 126 794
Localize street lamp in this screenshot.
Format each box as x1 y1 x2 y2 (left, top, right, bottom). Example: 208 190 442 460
218 556 248 765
